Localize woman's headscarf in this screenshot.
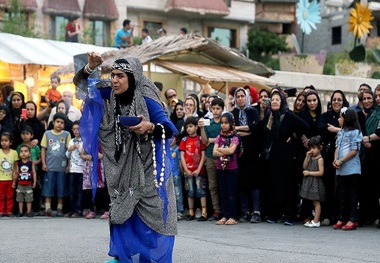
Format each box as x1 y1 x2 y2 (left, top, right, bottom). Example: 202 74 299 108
267 90 287 132
305 89 322 116
366 87 380 135
233 87 250 125
330 90 349 110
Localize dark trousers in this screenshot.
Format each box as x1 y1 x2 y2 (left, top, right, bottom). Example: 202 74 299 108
217 168 238 219
337 174 359 223
68 173 83 212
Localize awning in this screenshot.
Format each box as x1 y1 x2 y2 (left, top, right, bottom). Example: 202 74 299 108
0 0 37 11
165 0 229 15
83 0 118 20
155 61 279 93
0 32 115 66
42 0 81 16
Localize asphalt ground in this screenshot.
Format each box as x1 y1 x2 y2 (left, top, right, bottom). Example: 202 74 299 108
1 215 380 263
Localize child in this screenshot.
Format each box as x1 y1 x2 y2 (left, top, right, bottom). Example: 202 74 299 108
170 133 184 220
16 126 42 214
179 117 207 221
65 121 84 217
300 136 326 228
81 146 109 219
41 112 71 217
332 107 362 230
199 97 224 221
12 145 36 217
0 132 19 217
213 112 240 225
45 74 62 104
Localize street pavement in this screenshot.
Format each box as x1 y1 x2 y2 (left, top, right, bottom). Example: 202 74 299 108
1 215 380 263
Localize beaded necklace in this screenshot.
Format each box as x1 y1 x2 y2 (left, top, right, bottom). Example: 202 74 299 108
152 123 166 188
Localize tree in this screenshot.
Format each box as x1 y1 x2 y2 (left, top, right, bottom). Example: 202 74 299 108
1 0 37 37
247 28 290 63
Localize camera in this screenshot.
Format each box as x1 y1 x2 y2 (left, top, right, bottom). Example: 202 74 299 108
49 100 58 108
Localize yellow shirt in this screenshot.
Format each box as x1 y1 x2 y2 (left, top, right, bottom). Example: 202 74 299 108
0 149 19 181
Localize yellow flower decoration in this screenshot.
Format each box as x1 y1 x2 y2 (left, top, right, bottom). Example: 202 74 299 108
347 2 374 39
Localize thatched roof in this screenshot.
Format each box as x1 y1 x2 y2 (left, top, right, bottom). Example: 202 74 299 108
100 34 275 77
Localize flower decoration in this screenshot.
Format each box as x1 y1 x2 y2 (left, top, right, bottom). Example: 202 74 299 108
347 2 374 40
296 0 321 36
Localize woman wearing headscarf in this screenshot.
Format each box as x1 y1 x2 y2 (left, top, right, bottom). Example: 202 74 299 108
231 87 261 223
73 52 177 263
357 89 377 225
261 89 309 225
9 92 26 149
362 85 380 227
318 90 349 225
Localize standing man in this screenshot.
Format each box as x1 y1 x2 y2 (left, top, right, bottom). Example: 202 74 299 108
114 19 134 49
164 88 178 117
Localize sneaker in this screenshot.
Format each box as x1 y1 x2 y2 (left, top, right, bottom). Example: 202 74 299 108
266 218 277 224
37 210 45 216
198 215 207 222
65 211 74 218
195 208 201 219
250 212 262 223
239 212 251 223
177 212 184 221
56 209 64 217
208 212 220 221
186 215 195 221
72 212 82 218
305 220 320 228
100 211 109 219
104 259 120 263
321 218 330 226
283 220 295 226
86 211 96 219
45 208 57 217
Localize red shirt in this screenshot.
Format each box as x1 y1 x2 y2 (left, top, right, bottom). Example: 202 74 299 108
179 136 206 173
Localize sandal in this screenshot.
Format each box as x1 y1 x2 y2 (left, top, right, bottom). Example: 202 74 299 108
225 218 238 225
216 217 227 225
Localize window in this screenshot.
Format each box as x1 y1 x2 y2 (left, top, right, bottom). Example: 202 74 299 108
143 21 163 39
49 15 66 41
87 20 110 46
208 27 237 48
332 26 342 45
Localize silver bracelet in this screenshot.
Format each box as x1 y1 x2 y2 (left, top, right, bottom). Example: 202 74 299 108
84 64 95 74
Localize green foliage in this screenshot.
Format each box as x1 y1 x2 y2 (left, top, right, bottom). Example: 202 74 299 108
133 37 142 46
371 72 380 79
323 52 350 75
82 26 97 45
246 28 290 62
0 0 37 37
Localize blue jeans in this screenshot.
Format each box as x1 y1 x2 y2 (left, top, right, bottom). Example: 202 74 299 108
41 171 67 198
240 188 262 214
185 173 206 198
68 173 83 212
173 175 184 212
